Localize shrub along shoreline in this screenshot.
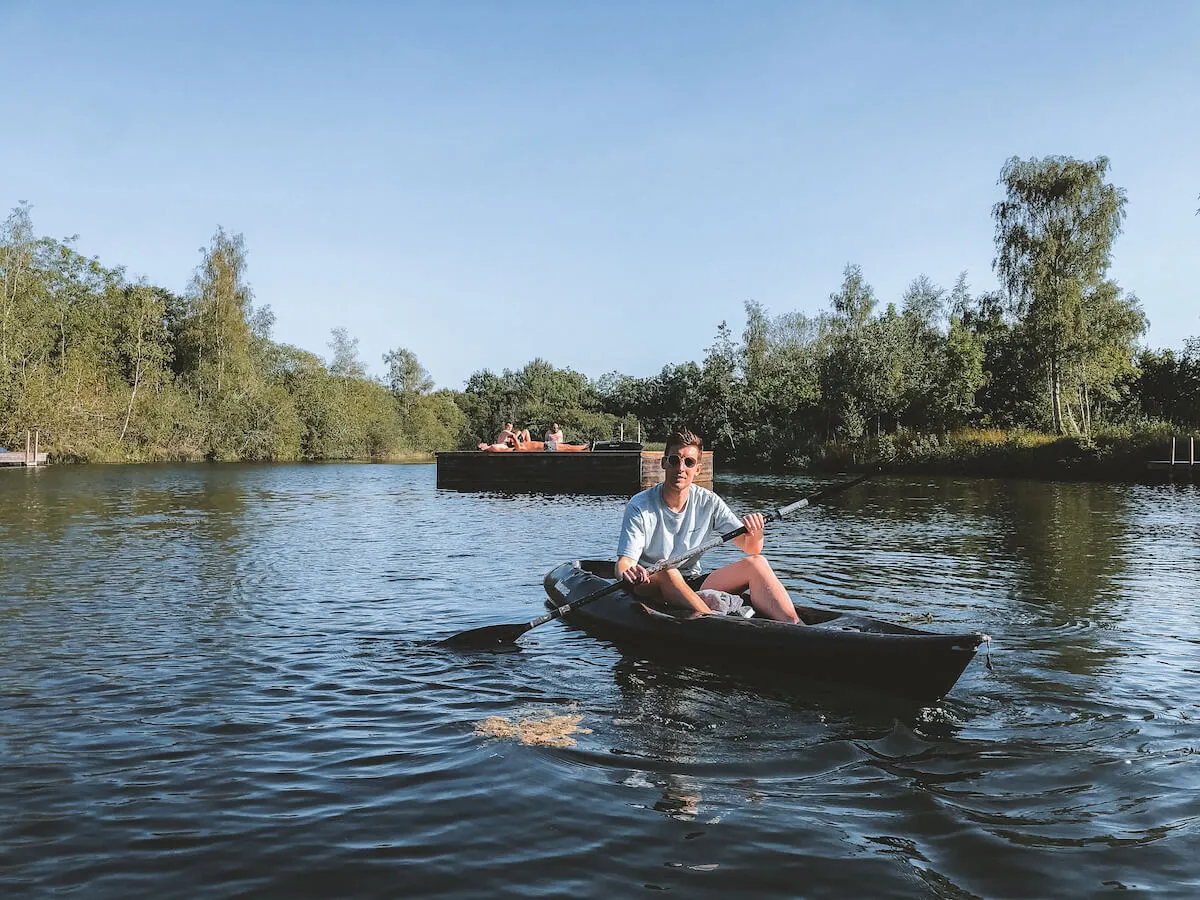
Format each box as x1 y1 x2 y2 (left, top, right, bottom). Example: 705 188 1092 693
805 426 1190 481
33 428 1189 485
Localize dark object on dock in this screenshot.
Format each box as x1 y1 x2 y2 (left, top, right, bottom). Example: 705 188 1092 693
1147 436 1197 479
435 449 713 494
0 429 47 467
543 560 988 701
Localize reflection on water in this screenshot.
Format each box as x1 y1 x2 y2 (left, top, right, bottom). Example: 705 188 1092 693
1 464 1199 898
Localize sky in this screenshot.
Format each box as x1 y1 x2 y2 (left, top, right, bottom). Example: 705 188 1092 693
2 0 1198 390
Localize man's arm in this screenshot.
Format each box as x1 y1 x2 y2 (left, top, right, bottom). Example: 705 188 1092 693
730 513 766 555
616 555 648 584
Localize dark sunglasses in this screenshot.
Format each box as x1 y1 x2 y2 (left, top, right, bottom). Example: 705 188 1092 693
665 453 700 469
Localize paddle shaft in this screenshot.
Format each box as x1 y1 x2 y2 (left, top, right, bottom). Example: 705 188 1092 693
522 469 875 630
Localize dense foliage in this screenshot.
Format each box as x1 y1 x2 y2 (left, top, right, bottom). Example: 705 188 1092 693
2 155 1196 467
0 206 466 461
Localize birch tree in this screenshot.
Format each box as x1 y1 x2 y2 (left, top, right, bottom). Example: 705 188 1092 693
184 227 254 404
992 156 1127 434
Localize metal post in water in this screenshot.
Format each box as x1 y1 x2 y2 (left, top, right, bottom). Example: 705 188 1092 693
25 429 31 467
32 428 39 467
1171 437 1176 465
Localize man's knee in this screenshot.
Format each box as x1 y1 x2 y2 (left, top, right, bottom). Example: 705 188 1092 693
744 554 773 572
651 568 689 588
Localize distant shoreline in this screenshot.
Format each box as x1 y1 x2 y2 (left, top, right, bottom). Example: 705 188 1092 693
804 433 1196 483
21 433 1200 484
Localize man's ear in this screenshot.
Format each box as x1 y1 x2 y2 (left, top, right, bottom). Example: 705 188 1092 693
660 457 666 470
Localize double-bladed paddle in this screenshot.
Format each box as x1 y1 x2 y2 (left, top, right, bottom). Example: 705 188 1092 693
438 470 875 649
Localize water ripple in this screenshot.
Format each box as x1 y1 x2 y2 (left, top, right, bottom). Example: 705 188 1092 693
2 465 1199 897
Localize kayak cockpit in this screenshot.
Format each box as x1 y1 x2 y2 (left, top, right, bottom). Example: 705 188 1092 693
570 559 927 634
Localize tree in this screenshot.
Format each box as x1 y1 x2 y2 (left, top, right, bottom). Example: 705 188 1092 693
962 290 1044 428
180 227 255 405
384 346 433 399
0 203 36 375
328 327 366 379
742 299 770 384
819 265 887 438
459 360 618 446
732 303 823 467
384 346 436 444
1068 281 1146 432
116 283 172 444
897 275 948 429
992 156 1127 434
828 263 876 333
697 321 742 452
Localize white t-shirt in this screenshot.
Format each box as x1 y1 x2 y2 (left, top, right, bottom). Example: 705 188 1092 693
617 484 743 577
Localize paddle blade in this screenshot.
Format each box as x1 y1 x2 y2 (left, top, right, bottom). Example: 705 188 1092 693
438 622 532 649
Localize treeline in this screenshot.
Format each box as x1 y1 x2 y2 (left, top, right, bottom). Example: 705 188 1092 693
0 207 466 461
463 156 1200 469
3 154 1198 467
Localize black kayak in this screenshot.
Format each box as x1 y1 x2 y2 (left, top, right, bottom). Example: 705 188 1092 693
543 560 989 701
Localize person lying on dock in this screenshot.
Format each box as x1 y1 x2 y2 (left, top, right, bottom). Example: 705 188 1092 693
615 427 799 623
477 437 590 452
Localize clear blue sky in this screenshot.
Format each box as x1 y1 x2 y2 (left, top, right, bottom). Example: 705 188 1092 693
4 1 1197 390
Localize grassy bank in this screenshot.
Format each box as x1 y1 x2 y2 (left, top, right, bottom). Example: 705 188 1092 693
45 448 437 465
809 424 1189 481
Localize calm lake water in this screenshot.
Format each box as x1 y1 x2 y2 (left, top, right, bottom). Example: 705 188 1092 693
2 463 1198 898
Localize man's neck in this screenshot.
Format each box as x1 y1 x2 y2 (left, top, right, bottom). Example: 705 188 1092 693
660 482 690 512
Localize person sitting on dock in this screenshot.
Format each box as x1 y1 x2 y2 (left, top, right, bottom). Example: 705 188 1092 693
543 423 565 451
495 423 520 448
616 427 799 623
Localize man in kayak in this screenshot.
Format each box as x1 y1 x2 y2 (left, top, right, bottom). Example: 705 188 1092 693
616 428 799 623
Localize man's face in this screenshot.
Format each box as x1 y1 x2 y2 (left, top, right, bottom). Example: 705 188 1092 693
663 443 702 489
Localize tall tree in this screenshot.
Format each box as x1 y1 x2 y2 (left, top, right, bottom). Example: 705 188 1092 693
820 265 882 438
182 227 255 404
328 327 366 379
698 321 741 451
384 346 433 402
116 283 172 444
0 203 36 375
828 263 876 333
992 155 1127 433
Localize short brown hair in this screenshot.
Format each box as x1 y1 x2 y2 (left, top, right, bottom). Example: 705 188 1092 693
665 428 703 456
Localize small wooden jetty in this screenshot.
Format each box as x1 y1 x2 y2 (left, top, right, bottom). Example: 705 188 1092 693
0 429 48 467
436 449 715 495
1147 436 1197 480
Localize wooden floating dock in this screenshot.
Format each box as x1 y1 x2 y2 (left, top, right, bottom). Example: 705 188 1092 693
1147 436 1197 480
0 429 48 467
435 449 715 495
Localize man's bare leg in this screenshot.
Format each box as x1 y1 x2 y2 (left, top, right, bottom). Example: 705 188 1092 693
700 556 799 624
631 567 710 615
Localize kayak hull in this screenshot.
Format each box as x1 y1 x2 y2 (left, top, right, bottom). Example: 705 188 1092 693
543 560 986 701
